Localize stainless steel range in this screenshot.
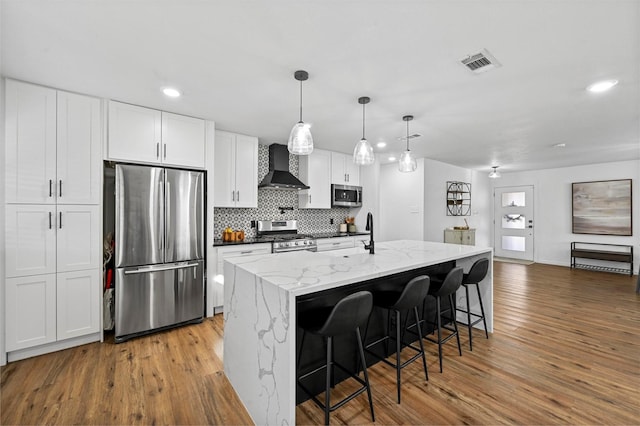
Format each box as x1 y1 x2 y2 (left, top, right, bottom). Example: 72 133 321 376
256 220 317 253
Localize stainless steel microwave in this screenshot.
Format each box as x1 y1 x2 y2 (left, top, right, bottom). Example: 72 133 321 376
331 184 362 207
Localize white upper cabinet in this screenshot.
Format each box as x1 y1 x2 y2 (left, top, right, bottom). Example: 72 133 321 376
299 149 331 209
161 111 206 168
331 152 360 186
5 80 57 204
108 101 161 164
56 91 102 204
213 130 258 208
5 80 101 205
108 101 205 168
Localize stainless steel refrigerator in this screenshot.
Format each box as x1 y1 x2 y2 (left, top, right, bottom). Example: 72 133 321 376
115 164 204 342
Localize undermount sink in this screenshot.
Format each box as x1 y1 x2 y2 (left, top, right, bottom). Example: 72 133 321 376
323 247 368 257
323 247 382 257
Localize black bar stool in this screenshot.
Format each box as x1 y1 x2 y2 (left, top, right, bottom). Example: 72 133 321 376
364 275 430 403
455 258 489 350
297 291 375 425
425 267 463 373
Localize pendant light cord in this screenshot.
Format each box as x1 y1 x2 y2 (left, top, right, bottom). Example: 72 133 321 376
299 80 303 122
406 119 410 151
362 102 366 139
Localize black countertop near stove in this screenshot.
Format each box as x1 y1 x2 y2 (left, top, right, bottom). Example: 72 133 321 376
212 232 370 247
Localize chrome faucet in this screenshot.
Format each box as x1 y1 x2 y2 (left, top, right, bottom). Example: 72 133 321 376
362 212 375 254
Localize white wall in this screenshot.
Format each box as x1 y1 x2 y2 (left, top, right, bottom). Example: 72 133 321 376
492 160 639 272
378 158 424 242
422 159 492 246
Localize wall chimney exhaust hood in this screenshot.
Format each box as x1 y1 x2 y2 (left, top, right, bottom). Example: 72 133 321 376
258 143 310 190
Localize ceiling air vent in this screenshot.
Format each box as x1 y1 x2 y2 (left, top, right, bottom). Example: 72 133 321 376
460 49 501 73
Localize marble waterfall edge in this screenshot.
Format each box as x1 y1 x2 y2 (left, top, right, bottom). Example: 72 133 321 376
224 260 295 425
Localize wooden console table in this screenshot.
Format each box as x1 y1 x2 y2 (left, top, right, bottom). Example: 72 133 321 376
570 242 633 276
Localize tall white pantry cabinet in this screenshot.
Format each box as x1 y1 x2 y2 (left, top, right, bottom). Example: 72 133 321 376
4 80 102 360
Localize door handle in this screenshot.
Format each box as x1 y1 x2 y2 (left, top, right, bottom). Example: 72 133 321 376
156 142 160 158
124 262 199 275
49 212 52 229
236 191 239 202
59 211 62 229
164 143 167 159
232 191 235 201
59 180 62 198
49 179 53 197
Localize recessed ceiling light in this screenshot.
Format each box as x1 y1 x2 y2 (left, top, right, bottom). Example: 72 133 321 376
552 143 566 148
586 79 618 93
388 156 396 161
376 142 387 148
162 87 181 98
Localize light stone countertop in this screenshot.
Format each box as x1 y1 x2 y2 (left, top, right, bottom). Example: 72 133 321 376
224 239 493 296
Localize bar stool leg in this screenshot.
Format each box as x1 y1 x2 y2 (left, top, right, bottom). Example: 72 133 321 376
449 294 462 356
413 306 429 381
355 327 375 422
436 296 443 373
325 336 332 426
465 284 473 351
475 283 489 338
395 310 402 403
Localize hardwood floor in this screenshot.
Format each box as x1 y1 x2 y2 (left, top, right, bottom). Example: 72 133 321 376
1 263 638 425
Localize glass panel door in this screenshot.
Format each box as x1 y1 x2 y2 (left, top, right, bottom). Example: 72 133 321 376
494 185 534 261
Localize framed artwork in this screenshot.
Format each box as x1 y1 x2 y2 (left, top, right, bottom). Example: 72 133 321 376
572 179 632 235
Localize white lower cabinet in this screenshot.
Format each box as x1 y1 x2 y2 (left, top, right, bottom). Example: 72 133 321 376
6 274 57 351
56 269 101 340
212 243 272 310
6 270 101 351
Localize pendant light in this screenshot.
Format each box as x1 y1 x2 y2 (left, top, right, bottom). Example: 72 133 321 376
353 96 375 165
288 70 313 155
489 166 501 178
398 115 417 172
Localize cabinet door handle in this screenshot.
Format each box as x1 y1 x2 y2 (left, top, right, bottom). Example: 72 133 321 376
49 212 52 229
156 142 160 158
49 179 53 197
232 191 235 201
59 180 62 198
236 191 239 202
164 143 167 159
309 194 311 204
59 212 62 229
240 250 253 255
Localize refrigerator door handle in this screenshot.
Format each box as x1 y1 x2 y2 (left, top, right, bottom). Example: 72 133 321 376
124 262 200 275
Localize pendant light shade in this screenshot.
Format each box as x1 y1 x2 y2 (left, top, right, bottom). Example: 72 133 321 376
288 70 313 155
489 166 501 178
353 96 375 166
398 115 417 172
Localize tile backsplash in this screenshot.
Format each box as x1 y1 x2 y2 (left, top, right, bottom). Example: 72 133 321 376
213 144 353 238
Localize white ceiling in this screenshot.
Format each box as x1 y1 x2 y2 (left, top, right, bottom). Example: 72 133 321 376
2 0 639 173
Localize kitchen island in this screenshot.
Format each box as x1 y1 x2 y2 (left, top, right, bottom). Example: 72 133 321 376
223 240 493 425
